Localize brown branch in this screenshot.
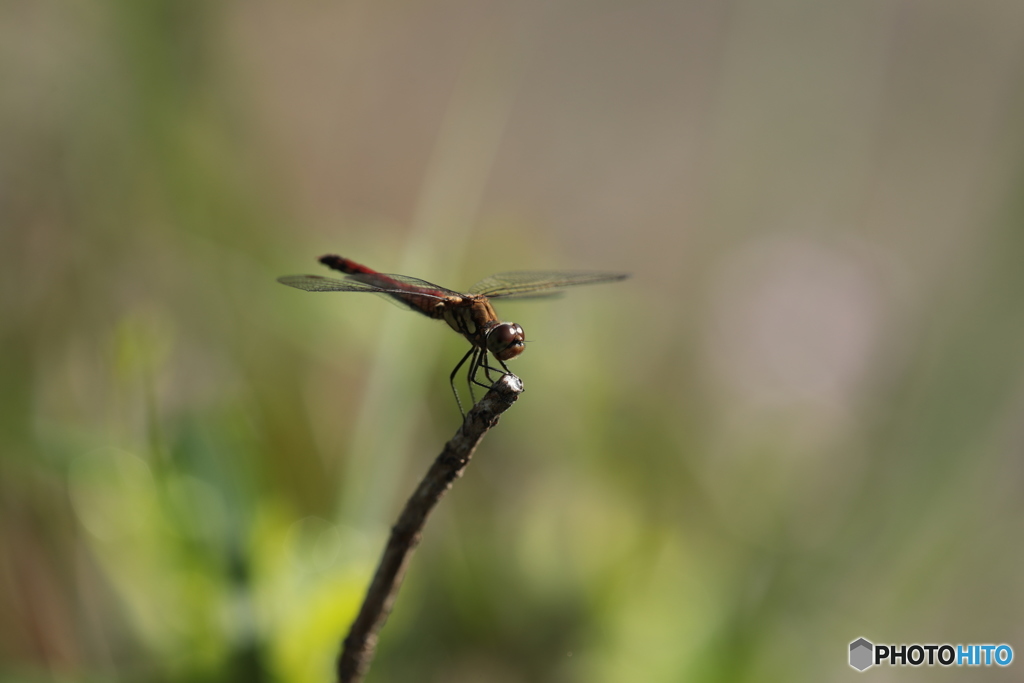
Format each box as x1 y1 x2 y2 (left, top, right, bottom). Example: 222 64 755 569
336 373 525 683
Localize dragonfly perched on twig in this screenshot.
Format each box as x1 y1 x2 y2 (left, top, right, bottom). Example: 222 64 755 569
278 255 629 416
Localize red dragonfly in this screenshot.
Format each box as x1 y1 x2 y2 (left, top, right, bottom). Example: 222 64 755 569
279 255 629 415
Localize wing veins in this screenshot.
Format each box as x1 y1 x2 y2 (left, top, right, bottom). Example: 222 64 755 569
277 275 448 300
469 271 629 299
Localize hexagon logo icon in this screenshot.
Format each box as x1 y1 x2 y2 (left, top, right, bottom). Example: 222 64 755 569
849 638 874 671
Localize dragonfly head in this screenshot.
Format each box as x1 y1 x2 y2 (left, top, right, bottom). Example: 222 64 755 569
486 323 525 361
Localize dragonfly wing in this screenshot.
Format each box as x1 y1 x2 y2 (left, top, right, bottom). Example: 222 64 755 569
278 275 384 292
344 272 465 298
277 275 448 300
469 271 630 299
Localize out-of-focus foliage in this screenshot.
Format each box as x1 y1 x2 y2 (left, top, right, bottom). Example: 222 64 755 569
2 1 1024 682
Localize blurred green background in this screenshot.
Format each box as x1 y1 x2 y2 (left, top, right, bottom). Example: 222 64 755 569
3 1 1024 681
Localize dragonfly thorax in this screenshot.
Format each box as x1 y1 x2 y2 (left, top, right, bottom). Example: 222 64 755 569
486 322 525 361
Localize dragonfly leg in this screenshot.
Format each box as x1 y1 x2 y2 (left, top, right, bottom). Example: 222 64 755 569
450 346 476 418
466 347 481 405
480 353 510 378
481 349 495 383
485 359 507 381
468 348 494 391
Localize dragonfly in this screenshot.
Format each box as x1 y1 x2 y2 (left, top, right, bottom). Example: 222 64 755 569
278 255 629 416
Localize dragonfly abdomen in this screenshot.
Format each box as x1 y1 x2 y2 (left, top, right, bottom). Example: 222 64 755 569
320 254 373 276
319 254 447 318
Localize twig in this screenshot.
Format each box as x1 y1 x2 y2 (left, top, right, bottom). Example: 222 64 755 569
336 373 525 683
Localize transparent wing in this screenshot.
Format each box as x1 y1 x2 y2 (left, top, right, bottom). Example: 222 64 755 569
344 272 465 299
468 271 630 299
277 275 447 300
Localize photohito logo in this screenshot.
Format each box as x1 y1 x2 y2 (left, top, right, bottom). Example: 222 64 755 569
849 638 1013 671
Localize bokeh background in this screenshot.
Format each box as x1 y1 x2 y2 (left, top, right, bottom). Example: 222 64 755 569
3 1 1024 681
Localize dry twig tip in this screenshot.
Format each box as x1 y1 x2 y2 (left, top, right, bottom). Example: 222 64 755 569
336 373 524 683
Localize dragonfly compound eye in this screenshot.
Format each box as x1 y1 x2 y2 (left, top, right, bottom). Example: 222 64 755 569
488 323 525 361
